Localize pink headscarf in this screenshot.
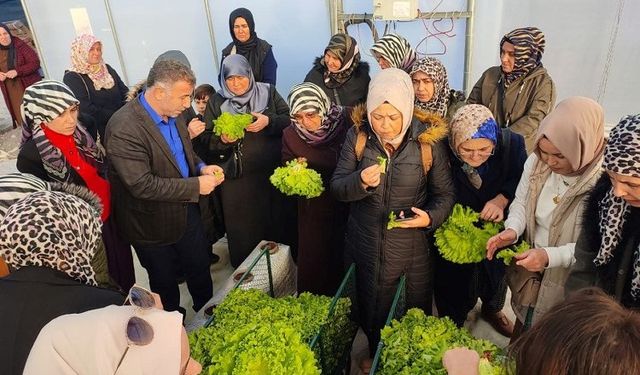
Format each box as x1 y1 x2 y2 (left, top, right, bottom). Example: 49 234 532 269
69 34 115 90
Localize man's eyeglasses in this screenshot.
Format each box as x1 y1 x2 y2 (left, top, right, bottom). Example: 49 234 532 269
114 285 156 374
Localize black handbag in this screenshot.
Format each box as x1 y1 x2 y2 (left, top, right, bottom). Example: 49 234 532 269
215 141 243 179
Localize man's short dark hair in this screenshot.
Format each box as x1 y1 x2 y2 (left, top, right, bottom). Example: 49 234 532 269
146 60 196 89
194 84 215 100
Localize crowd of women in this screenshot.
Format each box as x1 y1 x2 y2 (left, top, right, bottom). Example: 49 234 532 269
1 6 639 375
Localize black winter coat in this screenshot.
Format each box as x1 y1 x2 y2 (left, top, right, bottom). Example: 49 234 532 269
0 266 124 375
63 65 128 141
330 114 455 351
304 57 370 107
566 175 640 310
201 85 294 267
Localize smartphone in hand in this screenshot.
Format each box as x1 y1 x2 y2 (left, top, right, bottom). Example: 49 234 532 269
393 208 416 222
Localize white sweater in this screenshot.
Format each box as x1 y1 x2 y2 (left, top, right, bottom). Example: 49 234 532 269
504 155 577 269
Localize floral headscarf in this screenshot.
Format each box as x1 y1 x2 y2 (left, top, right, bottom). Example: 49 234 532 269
69 34 115 90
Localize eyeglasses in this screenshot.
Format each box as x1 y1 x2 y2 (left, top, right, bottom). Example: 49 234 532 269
114 285 156 374
458 147 495 157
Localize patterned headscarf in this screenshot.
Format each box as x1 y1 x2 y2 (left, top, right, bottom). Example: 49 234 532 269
449 104 499 188
321 33 361 88
0 190 102 286
288 82 345 145
500 27 546 87
595 114 640 300
218 54 270 114
367 68 415 151
69 34 115 90
0 173 50 221
20 80 104 182
370 34 416 73
409 57 450 117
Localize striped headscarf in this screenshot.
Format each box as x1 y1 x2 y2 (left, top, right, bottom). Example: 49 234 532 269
288 82 345 145
20 80 104 182
0 173 50 221
370 34 416 73
449 104 499 188
595 114 640 300
409 57 450 117
321 33 361 88
69 34 115 90
500 27 546 87
0 190 102 286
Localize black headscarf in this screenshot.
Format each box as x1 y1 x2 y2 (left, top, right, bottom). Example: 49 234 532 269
229 8 258 54
0 23 16 70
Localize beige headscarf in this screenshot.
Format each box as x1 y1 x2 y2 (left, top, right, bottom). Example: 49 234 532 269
24 305 182 375
367 68 415 150
533 96 605 176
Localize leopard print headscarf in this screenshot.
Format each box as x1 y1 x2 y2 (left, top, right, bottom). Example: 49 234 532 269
409 57 450 117
0 190 102 286
595 114 640 299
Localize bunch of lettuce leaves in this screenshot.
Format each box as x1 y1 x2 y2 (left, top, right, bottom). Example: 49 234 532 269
496 240 530 265
213 112 254 139
270 158 324 198
189 289 352 374
434 204 503 264
378 308 504 375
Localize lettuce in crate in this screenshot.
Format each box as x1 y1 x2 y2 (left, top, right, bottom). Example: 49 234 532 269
378 308 505 375
189 289 352 374
270 158 324 198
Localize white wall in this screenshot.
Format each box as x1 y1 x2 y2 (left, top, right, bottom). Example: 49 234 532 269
24 0 638 124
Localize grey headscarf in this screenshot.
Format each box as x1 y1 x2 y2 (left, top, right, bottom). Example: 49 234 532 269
367 68 415 150
218 54 270 114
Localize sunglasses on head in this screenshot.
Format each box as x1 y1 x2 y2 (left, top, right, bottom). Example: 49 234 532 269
114 285 156 374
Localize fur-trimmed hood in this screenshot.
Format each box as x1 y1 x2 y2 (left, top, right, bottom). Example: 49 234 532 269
350 103 448 146
126 80 147 102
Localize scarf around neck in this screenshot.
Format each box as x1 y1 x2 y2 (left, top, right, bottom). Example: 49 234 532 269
595 114 640 300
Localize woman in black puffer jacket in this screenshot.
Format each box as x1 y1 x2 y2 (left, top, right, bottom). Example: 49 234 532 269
331 68 455 360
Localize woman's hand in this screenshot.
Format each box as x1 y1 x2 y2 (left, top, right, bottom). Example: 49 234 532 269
0 72 6 81
360 164 382 189
220 133 238 144
246 112 269 132
5 70 17 79
479 194 508 222
396 207 431 229
486 228 518 260
514 248 548 272
442 348 480 375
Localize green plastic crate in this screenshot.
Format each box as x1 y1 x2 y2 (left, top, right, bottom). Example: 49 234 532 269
369 275 407 374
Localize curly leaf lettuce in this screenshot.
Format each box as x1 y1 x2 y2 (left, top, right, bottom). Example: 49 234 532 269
378 308 502 375
270 158 324 198
213 112 254 139
496 241 530 265
435 204 503 264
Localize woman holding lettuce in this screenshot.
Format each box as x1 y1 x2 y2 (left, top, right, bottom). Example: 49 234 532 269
203 54 290 268
330 68 454 370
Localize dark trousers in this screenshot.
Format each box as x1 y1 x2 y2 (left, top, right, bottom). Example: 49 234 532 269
134 204 212 312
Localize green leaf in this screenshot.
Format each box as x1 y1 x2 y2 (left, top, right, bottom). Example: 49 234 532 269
387 211 402 230
496 241 530 265
377 155 388 173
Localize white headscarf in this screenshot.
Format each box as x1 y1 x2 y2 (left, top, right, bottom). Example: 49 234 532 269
24 305 182 375
366 68 415 150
